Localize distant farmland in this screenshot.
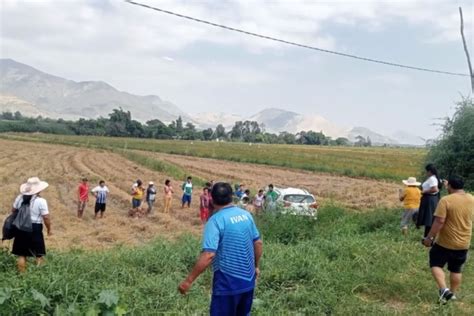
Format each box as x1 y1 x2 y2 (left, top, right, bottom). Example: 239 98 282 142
0 133 426 181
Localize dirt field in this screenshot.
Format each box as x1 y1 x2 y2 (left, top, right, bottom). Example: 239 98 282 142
0 139 202 251
1 139 402 251
143 151 402 210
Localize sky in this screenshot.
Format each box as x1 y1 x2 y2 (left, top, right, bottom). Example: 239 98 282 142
1 0 473 139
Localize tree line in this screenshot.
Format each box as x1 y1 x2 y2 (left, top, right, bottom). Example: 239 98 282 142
426 98 474 191
0 108 353 146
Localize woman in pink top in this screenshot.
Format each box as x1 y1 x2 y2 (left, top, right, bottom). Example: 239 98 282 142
200 187 210 224
163 179 174 213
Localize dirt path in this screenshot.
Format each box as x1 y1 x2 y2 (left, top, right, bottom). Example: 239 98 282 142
143 151 402 210
0 139 202 251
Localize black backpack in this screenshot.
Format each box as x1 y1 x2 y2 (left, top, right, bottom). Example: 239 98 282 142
12 203 33 233
2 212 18 241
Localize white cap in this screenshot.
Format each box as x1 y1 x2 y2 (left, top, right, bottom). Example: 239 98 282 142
149 181 154 185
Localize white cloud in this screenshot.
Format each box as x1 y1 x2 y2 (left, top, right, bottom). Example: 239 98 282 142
0 0 472 139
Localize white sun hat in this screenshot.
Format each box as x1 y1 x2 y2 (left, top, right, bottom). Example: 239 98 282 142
149 181 154 185
402 177 421 186
20 177 49 195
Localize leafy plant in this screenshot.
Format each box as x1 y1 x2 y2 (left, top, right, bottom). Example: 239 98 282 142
0 287 12 305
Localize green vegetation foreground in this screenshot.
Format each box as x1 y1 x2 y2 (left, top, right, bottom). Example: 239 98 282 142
1 207 472 315
0 133 426 181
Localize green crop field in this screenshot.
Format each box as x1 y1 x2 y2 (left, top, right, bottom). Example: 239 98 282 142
0 133 427 181
1 207 473 315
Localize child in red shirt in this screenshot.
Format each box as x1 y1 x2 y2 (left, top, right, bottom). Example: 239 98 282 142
77 177 89 218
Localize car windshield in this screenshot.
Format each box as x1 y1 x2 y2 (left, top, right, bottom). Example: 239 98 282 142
283 194 315 204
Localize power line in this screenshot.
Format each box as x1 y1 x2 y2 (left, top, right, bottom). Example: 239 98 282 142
125 0 469 78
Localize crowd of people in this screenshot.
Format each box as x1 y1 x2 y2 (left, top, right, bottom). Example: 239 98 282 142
398 164 474 304
2 161 473 313
74 175 281 225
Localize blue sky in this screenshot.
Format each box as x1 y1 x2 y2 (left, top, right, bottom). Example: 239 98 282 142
1 0 473 139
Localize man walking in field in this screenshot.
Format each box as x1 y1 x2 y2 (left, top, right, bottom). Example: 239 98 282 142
181 176 193 208
77 177 89 218
423 176 474 303
178 182 263 316
91 180 109 219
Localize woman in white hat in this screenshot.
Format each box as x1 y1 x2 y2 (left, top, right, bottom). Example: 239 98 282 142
399 177 422 235
10 177 52 273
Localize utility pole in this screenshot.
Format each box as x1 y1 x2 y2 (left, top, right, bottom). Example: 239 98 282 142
459 7 474 93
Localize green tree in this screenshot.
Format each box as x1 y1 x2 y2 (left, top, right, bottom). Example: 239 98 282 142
297 130 327 145
335 137 350 146
13 111 23 120
278 132 296 144
215 124 226 139
176 116 184 135
426 98 474 190
202 128 214 140
355 135 366 147
182 122 197 140
365 136 372 147
230 121 244 140
1 111 14 120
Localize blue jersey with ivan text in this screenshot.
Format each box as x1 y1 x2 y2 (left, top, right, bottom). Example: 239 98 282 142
202 206 260 295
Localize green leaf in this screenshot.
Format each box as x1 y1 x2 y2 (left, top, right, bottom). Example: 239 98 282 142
97 290 119 308
85 306 100 316
115 305 127 316
0 288 12 305
31 289 50 308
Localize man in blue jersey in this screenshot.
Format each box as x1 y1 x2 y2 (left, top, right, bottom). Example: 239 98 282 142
178 182 263 316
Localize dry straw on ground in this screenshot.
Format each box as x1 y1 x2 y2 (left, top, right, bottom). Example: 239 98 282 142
0 139 202 251
0 139 401 251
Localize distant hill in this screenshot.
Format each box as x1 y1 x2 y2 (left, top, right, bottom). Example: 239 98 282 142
0 58 190 122
0 59 426 146
348 127 399 145
248 108 348 137
194 108 348 138
390 130 426 146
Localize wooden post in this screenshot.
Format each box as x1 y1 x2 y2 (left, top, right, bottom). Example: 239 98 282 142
459 7 474 93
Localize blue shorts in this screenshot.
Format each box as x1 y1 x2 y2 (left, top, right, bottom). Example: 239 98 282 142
182 194 192 204
132 198 141 208
210 290 254 316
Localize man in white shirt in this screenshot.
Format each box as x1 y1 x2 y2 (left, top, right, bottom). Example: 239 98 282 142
91 180 109 219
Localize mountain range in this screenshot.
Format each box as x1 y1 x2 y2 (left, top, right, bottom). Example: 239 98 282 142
0 59 426 146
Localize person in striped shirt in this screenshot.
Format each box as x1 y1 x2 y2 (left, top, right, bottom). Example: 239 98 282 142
91 180 109 219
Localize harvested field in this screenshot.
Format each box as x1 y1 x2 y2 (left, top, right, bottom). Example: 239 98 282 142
0 138 403 251
0 139 202 251
141 151 402 210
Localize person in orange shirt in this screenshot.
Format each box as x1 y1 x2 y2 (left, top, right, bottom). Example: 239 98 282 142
399 177 422 235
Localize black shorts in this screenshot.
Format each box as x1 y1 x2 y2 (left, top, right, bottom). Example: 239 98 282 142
429 244 468 273
95 203 106 213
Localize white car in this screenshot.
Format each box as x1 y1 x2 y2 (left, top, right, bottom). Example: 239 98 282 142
265 187 318 217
